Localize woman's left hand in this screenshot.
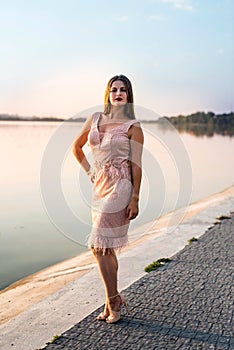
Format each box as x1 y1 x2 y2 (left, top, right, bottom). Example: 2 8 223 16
126 199 139 220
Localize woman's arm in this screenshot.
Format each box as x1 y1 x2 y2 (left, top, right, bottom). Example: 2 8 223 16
73 115 93 176
127 123 144 220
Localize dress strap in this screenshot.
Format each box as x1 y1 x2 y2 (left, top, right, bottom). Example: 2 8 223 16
122 119 140 132
91 112 101 128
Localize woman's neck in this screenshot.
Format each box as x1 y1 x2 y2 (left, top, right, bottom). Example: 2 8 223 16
109 106 127 120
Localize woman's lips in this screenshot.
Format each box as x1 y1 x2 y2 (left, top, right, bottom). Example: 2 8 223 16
115 97 123 101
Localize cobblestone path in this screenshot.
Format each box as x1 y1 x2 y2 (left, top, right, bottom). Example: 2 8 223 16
43 214 234 350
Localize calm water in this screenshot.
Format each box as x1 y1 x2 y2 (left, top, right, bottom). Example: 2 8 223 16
0 121 234 290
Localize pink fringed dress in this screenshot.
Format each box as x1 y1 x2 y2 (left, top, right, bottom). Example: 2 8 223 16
87 112 140 251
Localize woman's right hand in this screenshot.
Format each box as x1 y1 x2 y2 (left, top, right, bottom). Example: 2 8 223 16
87 168 95 183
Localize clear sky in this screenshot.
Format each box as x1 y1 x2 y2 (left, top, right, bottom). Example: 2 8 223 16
0 0 233 118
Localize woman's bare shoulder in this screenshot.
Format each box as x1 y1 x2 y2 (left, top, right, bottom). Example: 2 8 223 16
128 122 144 141
79 112 99 133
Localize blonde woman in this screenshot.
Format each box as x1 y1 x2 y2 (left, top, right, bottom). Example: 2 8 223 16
73 74 144 323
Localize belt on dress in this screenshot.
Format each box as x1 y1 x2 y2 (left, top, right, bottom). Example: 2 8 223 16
94 159 130 179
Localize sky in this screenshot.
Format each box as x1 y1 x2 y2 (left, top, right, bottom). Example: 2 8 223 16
0 0 233 118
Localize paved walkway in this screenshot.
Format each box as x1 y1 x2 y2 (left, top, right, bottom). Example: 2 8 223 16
42 214 234 350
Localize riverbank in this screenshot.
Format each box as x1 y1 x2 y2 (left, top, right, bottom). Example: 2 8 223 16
0 185 233 330
0 251 95 324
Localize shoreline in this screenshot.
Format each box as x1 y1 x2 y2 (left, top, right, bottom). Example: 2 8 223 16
0 250 96 324
0 185 234 326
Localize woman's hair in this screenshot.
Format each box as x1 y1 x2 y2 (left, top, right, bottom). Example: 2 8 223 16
103 74 135 119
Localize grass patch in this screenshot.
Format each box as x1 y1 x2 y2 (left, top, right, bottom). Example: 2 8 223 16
187 237 198 244
216 215 231 221
144 258 171 273
46 335 61 345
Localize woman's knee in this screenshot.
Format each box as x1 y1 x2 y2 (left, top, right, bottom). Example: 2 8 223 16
91 246 115 256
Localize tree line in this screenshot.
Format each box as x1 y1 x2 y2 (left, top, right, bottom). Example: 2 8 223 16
157 111 234 137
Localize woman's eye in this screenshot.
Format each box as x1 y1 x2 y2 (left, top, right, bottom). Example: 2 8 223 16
110 88 127 93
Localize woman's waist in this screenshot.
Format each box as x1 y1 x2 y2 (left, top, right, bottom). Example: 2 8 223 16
94 158 130 170
94 158 130 173
94 159 131 181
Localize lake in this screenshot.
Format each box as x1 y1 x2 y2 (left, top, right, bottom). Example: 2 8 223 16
0 120 234 290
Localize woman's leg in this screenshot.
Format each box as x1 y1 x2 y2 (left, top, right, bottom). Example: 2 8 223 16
92 249 118 297
92 249 123 318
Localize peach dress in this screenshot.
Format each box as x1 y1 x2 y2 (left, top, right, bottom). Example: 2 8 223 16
87 112 140 251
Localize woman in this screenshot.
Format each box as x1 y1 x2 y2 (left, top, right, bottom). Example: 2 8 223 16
73 74 144 323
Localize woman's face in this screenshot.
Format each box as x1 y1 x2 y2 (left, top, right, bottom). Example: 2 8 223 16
109 80 128 106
